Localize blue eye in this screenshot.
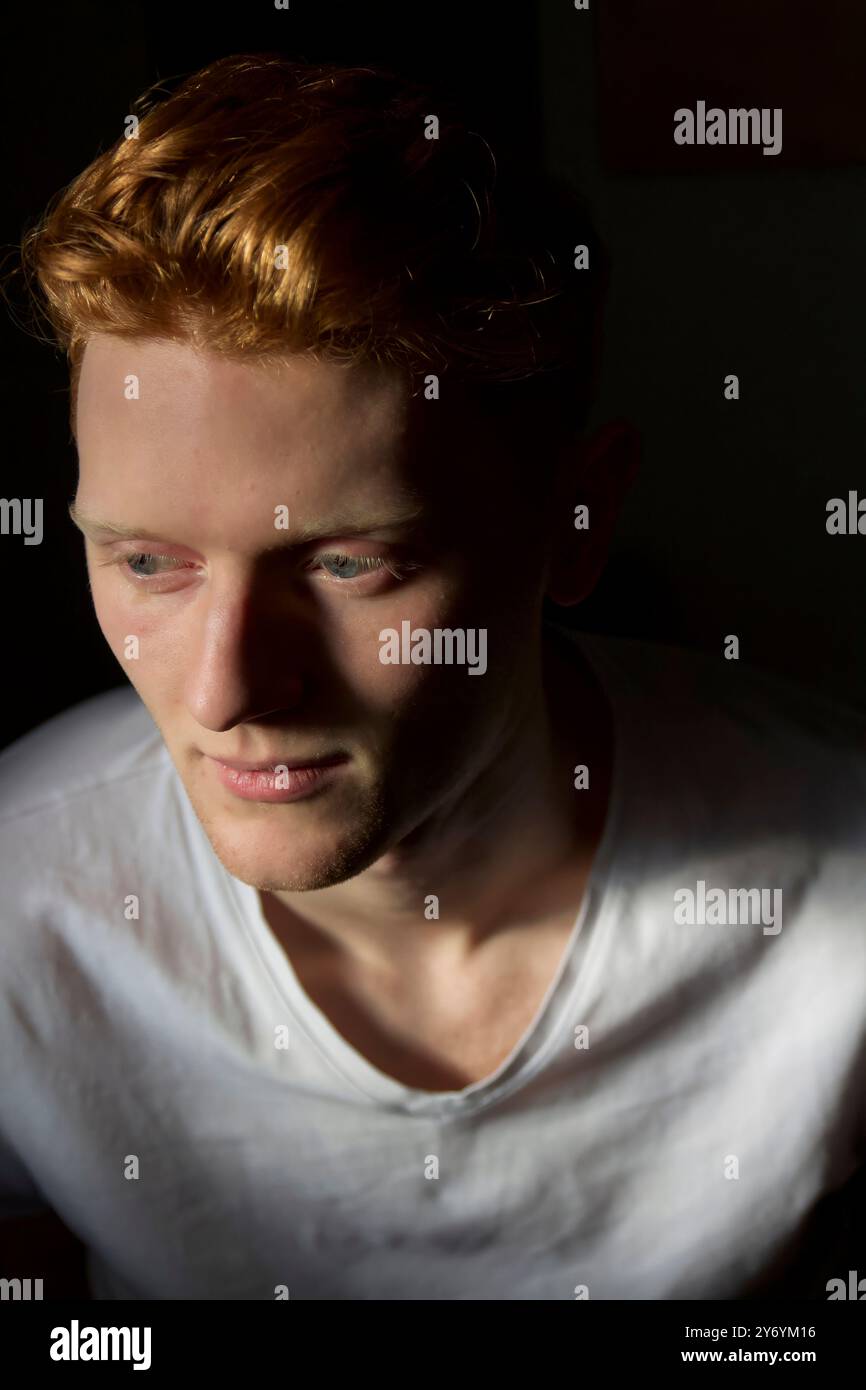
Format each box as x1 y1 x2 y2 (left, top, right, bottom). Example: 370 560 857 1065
99 548 413 589
125 552 184 578
314 554 386 580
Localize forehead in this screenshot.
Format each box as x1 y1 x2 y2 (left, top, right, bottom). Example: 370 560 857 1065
75 335 430 528
77 334 409 459
74 335 515 527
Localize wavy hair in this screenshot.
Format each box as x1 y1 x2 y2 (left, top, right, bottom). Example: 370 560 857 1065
20 52 608 438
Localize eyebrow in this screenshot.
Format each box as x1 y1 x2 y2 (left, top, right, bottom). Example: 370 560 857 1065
67 499 426 547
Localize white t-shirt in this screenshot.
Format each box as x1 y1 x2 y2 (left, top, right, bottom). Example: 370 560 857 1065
0 630 864 1301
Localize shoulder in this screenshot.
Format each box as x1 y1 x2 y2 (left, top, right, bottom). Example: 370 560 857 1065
0 686 175 907
574 632 866 1075
575 629 866 825
577 628 863 738
0 684 167 823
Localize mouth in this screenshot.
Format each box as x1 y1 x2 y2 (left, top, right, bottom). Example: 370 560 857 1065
208 753 347 772
204 752 349 803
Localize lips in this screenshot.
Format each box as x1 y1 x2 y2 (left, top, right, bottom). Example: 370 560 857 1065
207 753 347 772
207 751 348 804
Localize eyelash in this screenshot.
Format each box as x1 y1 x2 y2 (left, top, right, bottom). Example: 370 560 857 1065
96 550 414 586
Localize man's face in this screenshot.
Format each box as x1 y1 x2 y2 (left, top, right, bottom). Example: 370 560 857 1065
74 335 558 890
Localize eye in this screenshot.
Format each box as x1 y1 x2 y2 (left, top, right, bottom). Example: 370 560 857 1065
309 553 389 581
94 550 193 581
95 547 419 590
122 552 188 579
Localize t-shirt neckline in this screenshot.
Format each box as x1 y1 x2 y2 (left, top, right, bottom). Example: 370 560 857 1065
214 628 630 1118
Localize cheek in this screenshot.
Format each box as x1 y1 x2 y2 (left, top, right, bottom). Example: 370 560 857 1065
324 582 454 700
88 569 180 683
88 567 132 654
323 566 484 709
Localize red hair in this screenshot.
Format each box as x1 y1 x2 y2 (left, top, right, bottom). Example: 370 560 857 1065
21 53 607 436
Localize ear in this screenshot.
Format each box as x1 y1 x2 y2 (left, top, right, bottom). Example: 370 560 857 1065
545 419 641 607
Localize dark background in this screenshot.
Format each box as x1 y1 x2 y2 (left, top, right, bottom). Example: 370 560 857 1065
2 0 865 750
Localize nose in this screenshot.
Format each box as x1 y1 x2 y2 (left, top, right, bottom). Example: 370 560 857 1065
182 575 306 732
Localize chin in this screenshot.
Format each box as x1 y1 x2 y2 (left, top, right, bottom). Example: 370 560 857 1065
187 791 391 892
219 845 372 893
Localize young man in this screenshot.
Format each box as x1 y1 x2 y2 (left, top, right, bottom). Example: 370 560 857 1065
1 53 864 1301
